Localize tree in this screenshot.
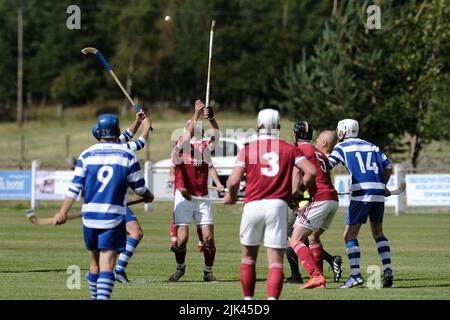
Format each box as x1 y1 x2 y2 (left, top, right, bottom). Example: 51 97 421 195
275 0 449 167
383 0 450 167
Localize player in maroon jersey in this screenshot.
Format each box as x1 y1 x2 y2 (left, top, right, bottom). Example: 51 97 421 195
168 100 225 283
289 122 340 289
285 129 342 284
224 108 316 300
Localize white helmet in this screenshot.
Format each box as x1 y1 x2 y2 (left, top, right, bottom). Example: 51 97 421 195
257 108 280 130
337 119 359 140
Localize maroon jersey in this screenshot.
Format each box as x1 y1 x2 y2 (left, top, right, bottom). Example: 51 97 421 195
296 143 338 201
236 137 305 203
172 138 212 196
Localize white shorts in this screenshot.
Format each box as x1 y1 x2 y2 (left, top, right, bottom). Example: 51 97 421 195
240 199 288 249
295 200 339 231
173 189 213 226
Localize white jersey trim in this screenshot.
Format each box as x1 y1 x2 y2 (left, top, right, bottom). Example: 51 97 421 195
341 144 379 153
82 203 126 215
351 182 385 191
82 217 123 229
351 195 385 202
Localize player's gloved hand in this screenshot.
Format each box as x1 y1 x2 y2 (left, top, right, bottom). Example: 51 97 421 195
143 190 155 203
136 110 146 123
384 188 391 197
288 191 304 211
179 188 192 201
204 106 215 121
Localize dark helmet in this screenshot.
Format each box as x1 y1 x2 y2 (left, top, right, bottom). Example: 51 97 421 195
91 123 100 140
293 121 313 141
94 114 120 138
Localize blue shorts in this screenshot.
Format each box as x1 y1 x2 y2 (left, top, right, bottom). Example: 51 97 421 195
125 207 138 223
83 219 127 252
346 201 385 225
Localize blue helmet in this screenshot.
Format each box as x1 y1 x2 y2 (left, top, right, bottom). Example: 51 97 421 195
91 123 100 140
94 114 120 138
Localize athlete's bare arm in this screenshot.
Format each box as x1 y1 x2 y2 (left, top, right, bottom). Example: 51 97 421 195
128 110 146 135
53 196 76 225
224 166 245 204
139 116 152 141
178 100 205 146
383 166 393 196
209 166 225 192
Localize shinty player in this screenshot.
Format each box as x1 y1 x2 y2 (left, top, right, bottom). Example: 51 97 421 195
53 113 154 300
286 129 342 284
224 107 316 300
168 100 224 282
289 122 340 289
91 110 152 283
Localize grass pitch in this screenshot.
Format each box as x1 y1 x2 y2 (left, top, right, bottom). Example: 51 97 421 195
0 201 449 300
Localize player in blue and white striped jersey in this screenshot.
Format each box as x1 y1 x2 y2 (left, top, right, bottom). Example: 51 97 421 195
328 119 394 289
92 110 152 283
92 109 148 152
54 113 154 300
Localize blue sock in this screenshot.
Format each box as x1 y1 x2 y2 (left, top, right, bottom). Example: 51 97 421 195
346 239 361 278
375 236 392 274
96 271 115 300
115 237 139 273
86 272 98 300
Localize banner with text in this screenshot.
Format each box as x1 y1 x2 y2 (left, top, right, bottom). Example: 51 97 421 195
406 174 450 206
0 171 32 200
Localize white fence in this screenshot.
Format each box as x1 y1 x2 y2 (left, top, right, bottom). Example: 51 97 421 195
7 160 448 214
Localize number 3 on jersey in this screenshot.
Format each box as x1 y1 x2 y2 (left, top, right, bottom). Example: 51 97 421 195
261 152 279 177
97 165 114 192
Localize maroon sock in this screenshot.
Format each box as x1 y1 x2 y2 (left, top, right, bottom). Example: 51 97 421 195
240 259 256 298
292 242 321 276
267 263 284 299
310 242 324 274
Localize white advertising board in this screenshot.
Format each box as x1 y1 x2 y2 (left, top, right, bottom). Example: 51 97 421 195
406 174 450 206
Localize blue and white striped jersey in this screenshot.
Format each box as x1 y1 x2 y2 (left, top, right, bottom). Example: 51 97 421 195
328 138 392 202
117 129 146 152
66 142 148 229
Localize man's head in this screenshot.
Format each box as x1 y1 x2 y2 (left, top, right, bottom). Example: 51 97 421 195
316 130 338 155
257 108 280 133
92 114 120 140
292 121 313 145
336 119 359 141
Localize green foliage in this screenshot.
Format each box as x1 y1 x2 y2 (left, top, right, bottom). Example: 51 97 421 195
50 63 98 106
0 0 331 116
276 0 449 166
